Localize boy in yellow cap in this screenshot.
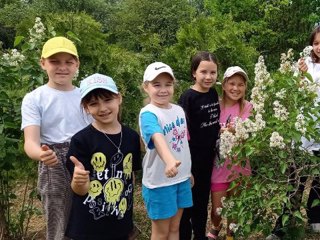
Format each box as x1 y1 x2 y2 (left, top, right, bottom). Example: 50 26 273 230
21 36 90 240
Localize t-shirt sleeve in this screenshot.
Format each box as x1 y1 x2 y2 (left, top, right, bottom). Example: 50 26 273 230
66 135 90 176
140 111 163 149
21 93 41 130
132 131 142 172
242 101 253 119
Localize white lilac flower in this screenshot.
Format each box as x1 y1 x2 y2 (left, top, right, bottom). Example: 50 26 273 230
29 17 46 42
270 132 286 149
295 114 306 134
216 207 222 216
300 46 313 58
1 49 26 66
279 49 295 73
229 223 239 232
219 130 237 158
273 101 289 121
275 89 286 99
221 196 226 207
234 117 250 141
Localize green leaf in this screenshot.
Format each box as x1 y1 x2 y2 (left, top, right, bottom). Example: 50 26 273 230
280 161 287 174
282 214 289 226
311 199 320 208
14 36 24 47
293 211 303 221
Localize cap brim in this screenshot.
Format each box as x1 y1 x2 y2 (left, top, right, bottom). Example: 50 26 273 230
144 69 175 82
41 48 78 58
81 86 119 99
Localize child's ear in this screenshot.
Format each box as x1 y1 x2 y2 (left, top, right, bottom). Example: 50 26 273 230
84 106 90 114
118 94 123 104
142 83 148 92
40 58 46 70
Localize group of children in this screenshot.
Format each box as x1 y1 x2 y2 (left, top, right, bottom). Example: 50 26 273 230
20 24 320 240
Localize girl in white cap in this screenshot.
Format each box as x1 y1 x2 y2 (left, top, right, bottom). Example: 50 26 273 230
65 73 141 240
208 66 252 240
139 62 193 240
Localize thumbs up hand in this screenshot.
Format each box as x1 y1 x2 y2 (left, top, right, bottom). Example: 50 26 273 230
165 160 181 178
40 145 58 166
70 156 90 186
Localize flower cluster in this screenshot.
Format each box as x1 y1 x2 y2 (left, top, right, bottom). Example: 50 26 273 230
2 49 25 67
279 48 295 73
275 88 286 99
295 114 306 134
273 100 289 121
300 45 313 58
269 131 285 149
28 17 47 43
219 131 237 158
229 223 239 232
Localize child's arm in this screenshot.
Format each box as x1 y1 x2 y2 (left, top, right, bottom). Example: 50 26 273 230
69 156 90 196
152 133 181 178
23 125 58 166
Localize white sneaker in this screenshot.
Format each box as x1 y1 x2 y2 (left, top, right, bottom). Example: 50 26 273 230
311 223 320 233
265 233 281 240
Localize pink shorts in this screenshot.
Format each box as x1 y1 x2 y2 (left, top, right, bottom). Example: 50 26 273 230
211 182 230 192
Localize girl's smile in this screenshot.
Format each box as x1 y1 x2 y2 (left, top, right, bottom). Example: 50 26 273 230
143 73 174 109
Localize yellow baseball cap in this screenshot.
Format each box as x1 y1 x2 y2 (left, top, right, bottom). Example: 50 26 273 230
41 36 78 58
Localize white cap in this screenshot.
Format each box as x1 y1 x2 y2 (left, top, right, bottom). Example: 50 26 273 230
223 66 248 82
80 73 118 99
143 62 175 82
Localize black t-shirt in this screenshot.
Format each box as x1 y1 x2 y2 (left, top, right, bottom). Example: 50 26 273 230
178 88 220 147
66 124 141 240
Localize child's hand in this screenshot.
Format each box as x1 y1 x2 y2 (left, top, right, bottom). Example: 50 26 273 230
298 58 308 73
220 124 235 134
70 156 90 186
190 174 195 187
165 160 181 178
40 145 58 166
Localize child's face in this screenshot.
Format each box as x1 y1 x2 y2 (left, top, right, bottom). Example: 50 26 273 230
84 95 121 127
143 73 174 108
192 60 217 92
312 32 320 58
222 75 246 103
40 52 79 90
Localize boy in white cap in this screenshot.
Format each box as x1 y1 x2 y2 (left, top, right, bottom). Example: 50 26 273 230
139 62 193 239
21 36 89 240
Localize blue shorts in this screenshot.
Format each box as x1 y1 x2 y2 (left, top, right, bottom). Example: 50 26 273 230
142 179 193 220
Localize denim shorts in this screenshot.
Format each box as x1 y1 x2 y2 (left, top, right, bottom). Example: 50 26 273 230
142 178 193 220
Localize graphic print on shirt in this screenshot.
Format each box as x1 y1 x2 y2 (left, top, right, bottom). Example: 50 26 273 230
164 116 186 152
200 101 219 128
83 151 133 220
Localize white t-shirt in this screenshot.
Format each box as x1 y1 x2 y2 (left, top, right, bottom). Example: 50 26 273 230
301 57 320 151
21 84 89 144
139 103 191 189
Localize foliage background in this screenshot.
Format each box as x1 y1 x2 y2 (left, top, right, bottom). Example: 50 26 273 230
0 0 320 239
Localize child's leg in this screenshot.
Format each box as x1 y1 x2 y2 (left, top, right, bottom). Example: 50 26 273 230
168 208 184 240
39 143 72 240
151 209 184 240
151 218 171 240
211 190 227 228
226 182 241 238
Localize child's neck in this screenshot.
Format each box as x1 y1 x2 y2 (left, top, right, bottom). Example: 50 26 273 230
47 82 75 91
222 98 239 108
192 84 210 93
93 121 121 134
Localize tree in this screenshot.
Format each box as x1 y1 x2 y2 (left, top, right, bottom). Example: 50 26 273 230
106 0 195 58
